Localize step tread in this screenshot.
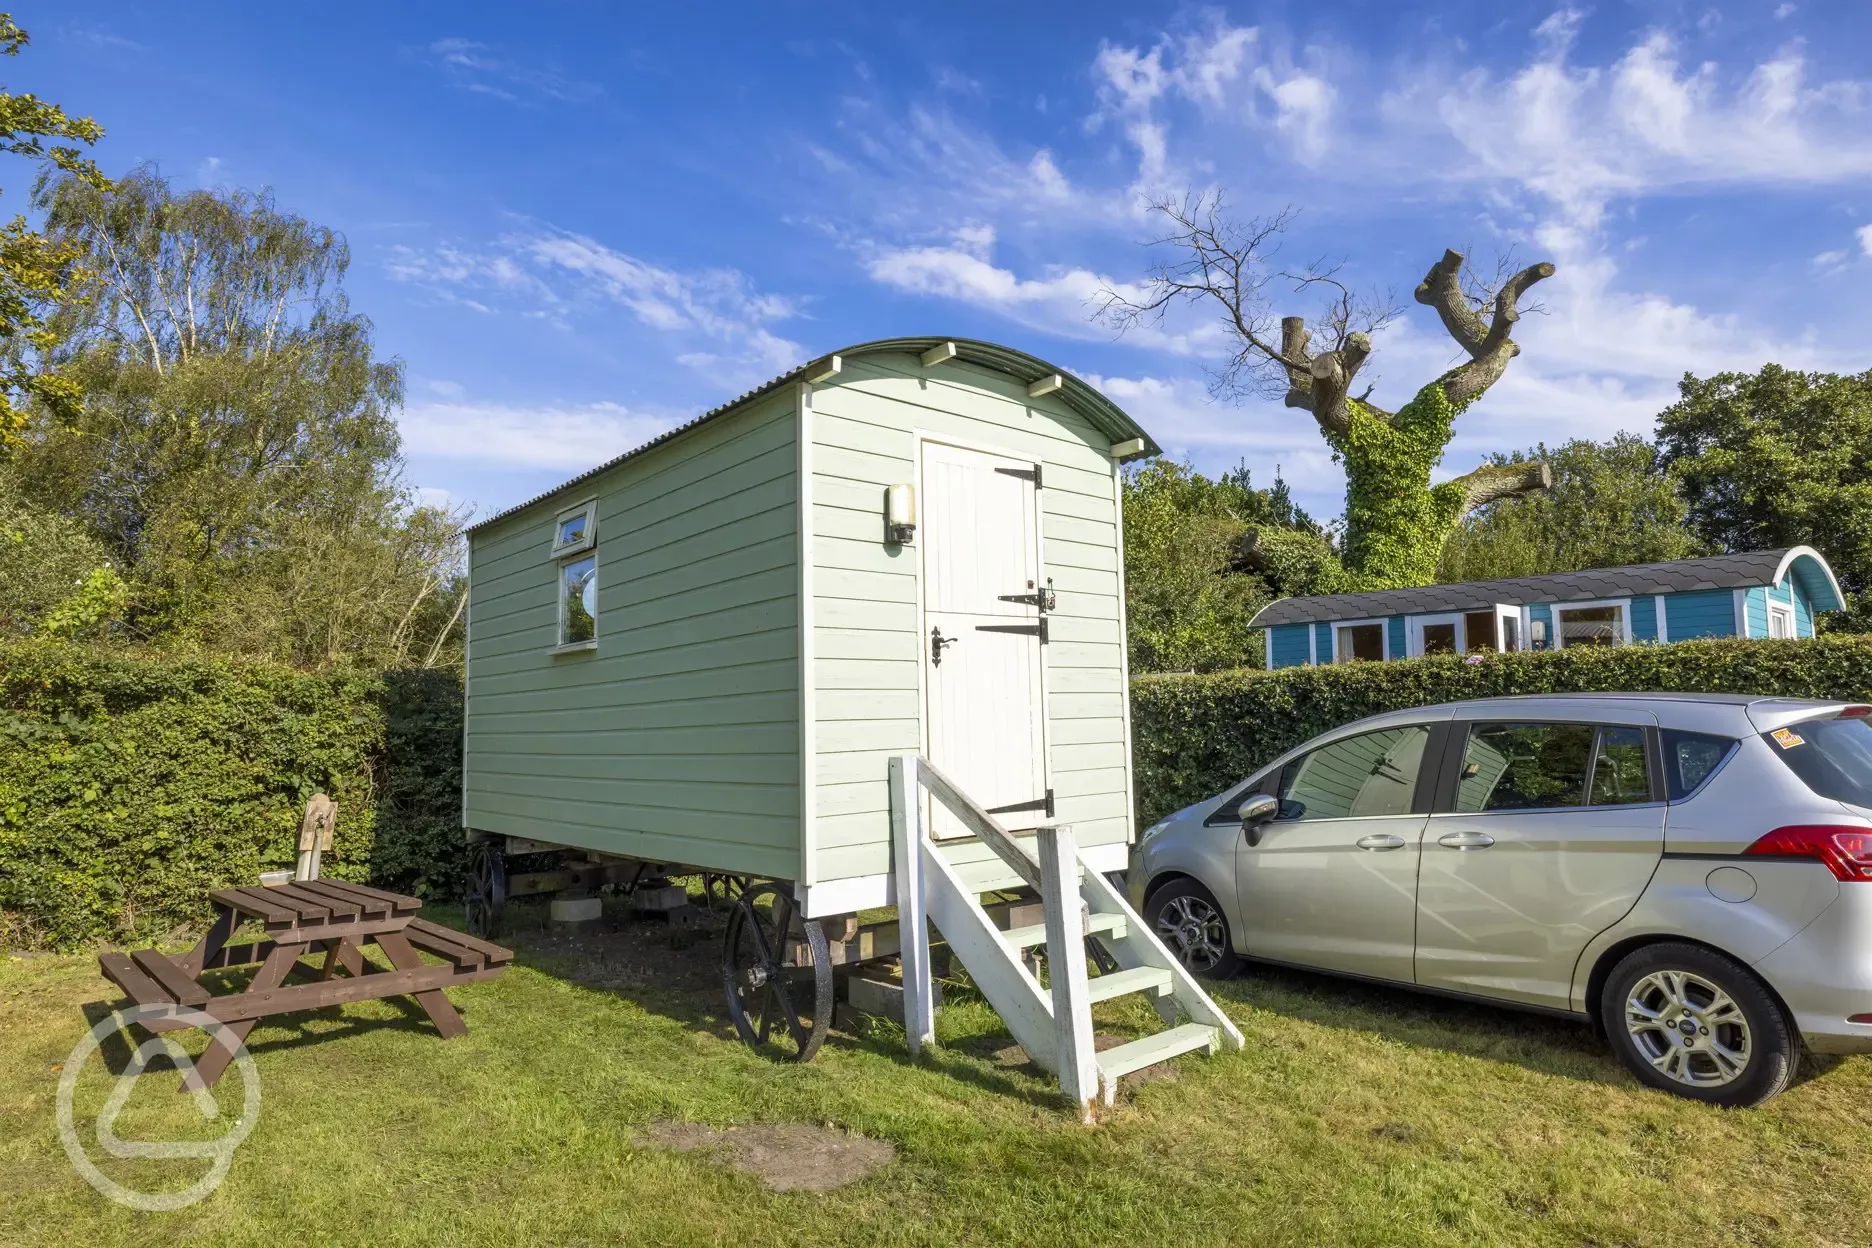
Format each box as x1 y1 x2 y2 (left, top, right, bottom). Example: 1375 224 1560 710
1001 911 1126 950
1086 964 1172 1003
1095 1023 1219 1080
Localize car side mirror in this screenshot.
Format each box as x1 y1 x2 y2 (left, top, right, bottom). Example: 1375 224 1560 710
1239 793 1279 846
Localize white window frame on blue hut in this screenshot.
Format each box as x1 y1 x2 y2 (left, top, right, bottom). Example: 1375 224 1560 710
1552 597 1634 649
1329 617 1391 663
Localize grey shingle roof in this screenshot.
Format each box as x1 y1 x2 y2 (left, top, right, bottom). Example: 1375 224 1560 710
465 336 1159 534
1247 548 1834 627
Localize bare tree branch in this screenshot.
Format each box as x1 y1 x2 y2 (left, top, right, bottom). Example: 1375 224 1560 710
1446 459 1554 514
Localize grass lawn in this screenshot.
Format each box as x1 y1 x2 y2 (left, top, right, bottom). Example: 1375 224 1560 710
5 898 1872 1247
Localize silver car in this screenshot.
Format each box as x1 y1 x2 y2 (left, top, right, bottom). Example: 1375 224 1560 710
1136 694 1872 1107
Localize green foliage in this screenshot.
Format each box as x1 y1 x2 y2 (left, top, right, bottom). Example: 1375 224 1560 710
1659 365 1872 627
38 565 128 640
0 640 464 948
1438 433 1709 583
1122 458 1339 673
12 165 465 668
0 15 108 453
0 473 108 629
1332 383 1469 590
1131 636 1872 826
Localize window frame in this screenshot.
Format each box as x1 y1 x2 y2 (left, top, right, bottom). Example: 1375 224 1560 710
1260 720 1449 824
1407 613 1465 658
1432 718 1668 814
1768 599 1797 640
1550 598 1634 650
550 498 598 558
553 552 599 653
1331 618 1390 663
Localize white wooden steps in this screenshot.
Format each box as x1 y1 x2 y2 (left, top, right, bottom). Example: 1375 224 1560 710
888 754 1245 1114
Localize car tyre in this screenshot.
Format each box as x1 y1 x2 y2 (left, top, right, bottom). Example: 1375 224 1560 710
1143 878 1243 980
1599 942 1800 1108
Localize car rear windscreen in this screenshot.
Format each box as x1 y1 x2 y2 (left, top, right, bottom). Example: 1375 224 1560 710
1764 714 1872 807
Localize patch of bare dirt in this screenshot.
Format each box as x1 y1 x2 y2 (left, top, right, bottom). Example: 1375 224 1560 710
645 1121 896 1192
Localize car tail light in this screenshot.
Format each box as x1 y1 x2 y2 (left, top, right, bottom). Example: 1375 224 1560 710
1843 706 1872 718
1746 825 1872 881
1851 1013 1872 1024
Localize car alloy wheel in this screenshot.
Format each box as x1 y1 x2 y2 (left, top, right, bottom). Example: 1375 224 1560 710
1624 969 1752 1088
1154 893 1229 973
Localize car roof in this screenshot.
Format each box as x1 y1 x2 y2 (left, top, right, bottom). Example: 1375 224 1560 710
1442 692 1837 709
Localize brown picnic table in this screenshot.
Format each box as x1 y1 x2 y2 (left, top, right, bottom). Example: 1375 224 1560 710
95 879 512 1089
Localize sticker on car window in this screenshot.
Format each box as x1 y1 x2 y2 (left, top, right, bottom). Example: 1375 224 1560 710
1772 728 1806 749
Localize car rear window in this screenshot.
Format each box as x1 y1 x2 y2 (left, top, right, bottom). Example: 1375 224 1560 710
1659 729 1739 801
1765 714 1872 807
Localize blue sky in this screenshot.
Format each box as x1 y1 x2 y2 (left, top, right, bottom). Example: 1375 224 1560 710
23 1 1872 523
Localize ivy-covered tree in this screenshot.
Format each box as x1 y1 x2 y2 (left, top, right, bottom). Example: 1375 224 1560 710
1102 195 1555 590
0 15 108 454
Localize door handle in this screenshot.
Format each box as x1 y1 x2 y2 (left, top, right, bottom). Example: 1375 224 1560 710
1437 831 1496 850
1355 834 1406 851
930 626 959 666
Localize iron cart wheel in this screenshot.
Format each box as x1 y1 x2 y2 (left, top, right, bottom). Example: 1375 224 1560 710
722 882 833 1062
464 840 508 939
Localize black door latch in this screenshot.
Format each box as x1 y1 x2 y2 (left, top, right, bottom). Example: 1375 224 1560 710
930 626 960 666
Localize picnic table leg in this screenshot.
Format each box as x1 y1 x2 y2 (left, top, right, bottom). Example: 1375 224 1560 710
183 940 309 1092
317 937 365 981
373 931 468 1040
177 904 237 977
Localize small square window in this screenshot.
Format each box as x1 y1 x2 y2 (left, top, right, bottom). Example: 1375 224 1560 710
560 555 596 646
1336 623 1384 662
551 501 597 556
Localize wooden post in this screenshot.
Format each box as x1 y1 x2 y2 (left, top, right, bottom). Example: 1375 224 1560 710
888 755 936 1056
296 794 336 882
1037 823 1096 1116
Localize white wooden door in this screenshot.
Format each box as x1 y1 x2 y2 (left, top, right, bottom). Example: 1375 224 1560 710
921 441 1049 836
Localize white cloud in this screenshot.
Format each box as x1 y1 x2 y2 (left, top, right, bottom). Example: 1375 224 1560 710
865 226 1223 354
1409 26 1872 228
386 228 804 382
1774 3 1797 17
1256 70 1336 162
1813 249 1850 274
1860 224 1872 256
399 399 679 471
428 38 601 104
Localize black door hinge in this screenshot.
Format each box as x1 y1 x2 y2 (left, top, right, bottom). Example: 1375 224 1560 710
975 618 1048 643
987 788 1054 818
994 464 1042 489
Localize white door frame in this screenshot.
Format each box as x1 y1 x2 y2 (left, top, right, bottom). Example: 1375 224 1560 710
912 430 1053 826
1494 604 1523 652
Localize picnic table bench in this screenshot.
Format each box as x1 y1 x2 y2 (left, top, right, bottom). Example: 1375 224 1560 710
96 879 512 1089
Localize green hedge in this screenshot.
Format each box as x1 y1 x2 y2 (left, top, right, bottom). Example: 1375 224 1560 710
1131 636 1872 826
0 641 463 949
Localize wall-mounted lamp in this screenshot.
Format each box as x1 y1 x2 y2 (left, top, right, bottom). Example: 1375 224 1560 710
885 483 917 544
1530 618 1548 649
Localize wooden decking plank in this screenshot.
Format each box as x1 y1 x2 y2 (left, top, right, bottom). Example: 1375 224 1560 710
129 949 211 1007
313 879 422 915
210 887 297 926
98 952 178 1007
293 879 391 918
407 917 513 966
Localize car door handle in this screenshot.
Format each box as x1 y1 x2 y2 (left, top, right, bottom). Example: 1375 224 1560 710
1437 831 1496 850
1355 834 1406 851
